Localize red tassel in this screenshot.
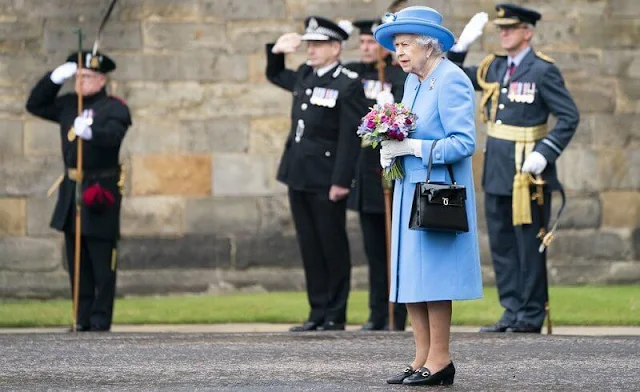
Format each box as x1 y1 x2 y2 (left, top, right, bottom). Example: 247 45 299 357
82 183 115 211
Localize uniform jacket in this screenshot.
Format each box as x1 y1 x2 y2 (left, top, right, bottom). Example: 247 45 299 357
26 73 132 240
448 49 579 195
265 44 368 193
345 56 407 214
390 59 482 303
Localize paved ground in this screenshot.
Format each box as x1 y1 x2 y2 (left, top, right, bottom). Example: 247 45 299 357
1 328 639 391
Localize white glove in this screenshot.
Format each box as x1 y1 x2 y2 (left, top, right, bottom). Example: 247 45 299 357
380 139 422 168
521 151 547 174
450 12 489 52
271 33 302 54
73 116 93 140
376 89 395 105
50 62 78 84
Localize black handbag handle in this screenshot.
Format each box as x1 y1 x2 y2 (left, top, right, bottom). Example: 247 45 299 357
425 140 456 184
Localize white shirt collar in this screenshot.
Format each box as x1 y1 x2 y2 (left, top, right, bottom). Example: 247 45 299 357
315 61 339 77
507 46 531 67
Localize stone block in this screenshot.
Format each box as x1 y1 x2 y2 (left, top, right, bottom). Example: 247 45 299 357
109 235 231 270
44 22 142 52
589 114 640 148
0 237 62 272
26 197 58 236
0 53 51 87
185 196 260 235
248 53 267 83
0 120 22 158
0 198 26 236
601 191 640 228
120 196 185 236
119 82 205 117
212 154 274 196
0 156 63 197
577 18 640 49
610 0 640 18
530 20 579 51
516 0 607 19
543 51 602 79
227 21 297 54
235 233 301 269
23 120 60 156
15 0 121 18
182 119 249 153
601 49 640 79
196 84 291 118
565 77 616 113
248 116 289 154
597 149 639 190
256 195 295 234
119 0 201 21
142 22 226 50
0 22 42 52
111 53 247 82
554 195 601 229
289 0 421 20
120 121 182 155
131 154 212 196
556 148 599 192
0 270 69 299
548 260 640 285
201 0 287 19
547 228 635 261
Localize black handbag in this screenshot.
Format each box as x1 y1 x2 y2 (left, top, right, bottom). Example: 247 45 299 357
409 141 469 233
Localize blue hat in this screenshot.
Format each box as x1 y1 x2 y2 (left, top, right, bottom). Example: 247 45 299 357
373 6 455 52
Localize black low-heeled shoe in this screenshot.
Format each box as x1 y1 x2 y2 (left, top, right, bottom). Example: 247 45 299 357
386 365 414 384
402 362 455 386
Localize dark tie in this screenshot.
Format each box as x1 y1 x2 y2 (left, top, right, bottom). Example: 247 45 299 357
508 62 516 77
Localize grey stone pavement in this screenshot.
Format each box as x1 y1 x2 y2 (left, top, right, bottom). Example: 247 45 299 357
1 325 639 391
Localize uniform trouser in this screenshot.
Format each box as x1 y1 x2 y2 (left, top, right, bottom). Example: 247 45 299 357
64 232 117 330
359 212 408 330
484 192 551 328
288 189 351 324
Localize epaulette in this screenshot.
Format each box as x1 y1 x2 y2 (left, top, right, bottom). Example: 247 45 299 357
535 51 555 63
332 65 358 79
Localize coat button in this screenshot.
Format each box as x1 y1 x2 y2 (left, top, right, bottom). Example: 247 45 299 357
293 91 299 96
496 120 503 125
301 103 308 110
501 87 507 94
306 88 312 95
498 103 505 109
325 151 331 157
435 153 441 159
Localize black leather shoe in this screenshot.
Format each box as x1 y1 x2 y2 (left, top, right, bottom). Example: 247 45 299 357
289 321 321 332
361 321 386 331
402 362 456 386
386 365 414 384
89 326 111 332
479 322 511 332
317 321 345 331
506 324 541 333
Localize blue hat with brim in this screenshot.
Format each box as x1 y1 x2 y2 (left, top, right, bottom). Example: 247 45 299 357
373 6 455 53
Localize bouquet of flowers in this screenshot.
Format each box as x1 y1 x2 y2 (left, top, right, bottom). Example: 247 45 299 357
357 102 418 181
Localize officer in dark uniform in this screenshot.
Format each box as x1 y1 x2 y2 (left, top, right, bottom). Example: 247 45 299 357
26 50 132 332
448 4 579 333
266 16 368 332
345 19 408 331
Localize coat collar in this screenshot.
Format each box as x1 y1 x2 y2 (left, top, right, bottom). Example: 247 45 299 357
509 47 536 82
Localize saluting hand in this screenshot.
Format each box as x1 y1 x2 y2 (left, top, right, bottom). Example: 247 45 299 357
50 62 78 85
450 12 488 52
272 33 302 54
329 185 350 202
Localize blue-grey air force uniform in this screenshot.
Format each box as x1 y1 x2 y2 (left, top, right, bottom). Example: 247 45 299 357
448 47 579 330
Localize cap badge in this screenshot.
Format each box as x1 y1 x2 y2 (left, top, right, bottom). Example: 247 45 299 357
308 17 318 31
497 8 505 17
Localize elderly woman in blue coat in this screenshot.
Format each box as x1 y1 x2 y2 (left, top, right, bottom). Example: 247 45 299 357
374 6 483 386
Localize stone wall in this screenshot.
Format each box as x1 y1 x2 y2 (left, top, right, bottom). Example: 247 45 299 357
0 0 638 298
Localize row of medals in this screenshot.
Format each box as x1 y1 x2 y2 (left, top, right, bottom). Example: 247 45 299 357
507 81 536 104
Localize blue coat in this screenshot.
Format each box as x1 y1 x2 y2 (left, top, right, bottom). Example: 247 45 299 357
390 58 483 303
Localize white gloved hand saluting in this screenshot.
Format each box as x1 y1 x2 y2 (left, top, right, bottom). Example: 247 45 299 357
73 116 93 140
380 139 422 168
50 62 78 85
521 151 547 175
271 33 302 54
450 12 489 52
376 89 395 106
